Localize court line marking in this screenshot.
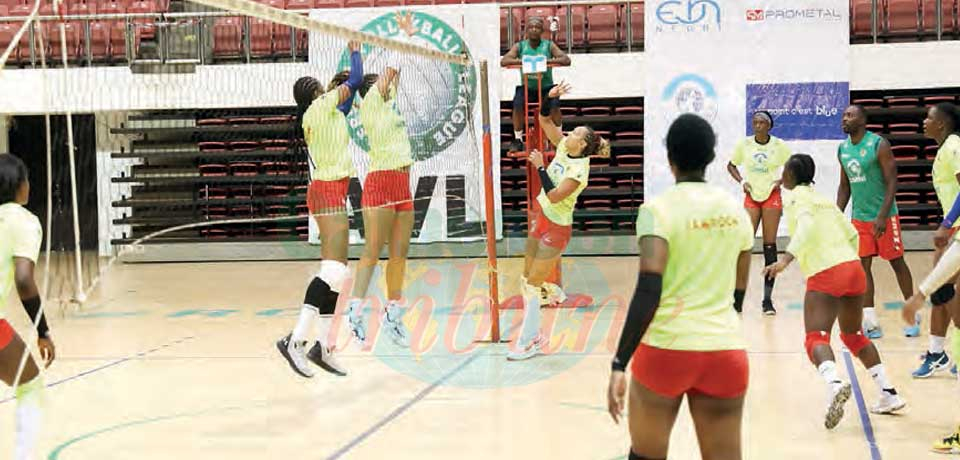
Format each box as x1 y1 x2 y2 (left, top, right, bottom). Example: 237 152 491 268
325 352 481 460
841 349 883 460
0 335 195 405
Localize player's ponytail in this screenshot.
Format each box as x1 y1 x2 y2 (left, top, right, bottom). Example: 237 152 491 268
358 74 380 98
583 127 611 158
293 76 321 138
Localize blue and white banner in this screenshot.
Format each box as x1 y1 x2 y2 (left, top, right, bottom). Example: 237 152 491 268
645 0 850 211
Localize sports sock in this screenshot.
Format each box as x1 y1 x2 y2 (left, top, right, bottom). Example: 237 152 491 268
519 283 542 345
863 307 879 329
818 360 842 386
291 306 318 343
14 377 44 460
868 363 895 393
931 335 947 354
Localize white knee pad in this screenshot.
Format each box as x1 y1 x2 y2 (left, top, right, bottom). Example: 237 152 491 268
318 260 349 293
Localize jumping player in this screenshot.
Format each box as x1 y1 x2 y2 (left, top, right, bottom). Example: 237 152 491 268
727 110 791 315
343 66 414 348
509 82 610 361
607 114 753 460
837 105 916 339
276 41 363 378
766 154 905 429
911 102 960 379
0 154 55 460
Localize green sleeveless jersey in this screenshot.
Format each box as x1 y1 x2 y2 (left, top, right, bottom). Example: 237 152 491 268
519 39 553 87
838 131 897 221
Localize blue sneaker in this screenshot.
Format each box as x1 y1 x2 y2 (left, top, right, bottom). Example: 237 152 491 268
913 351 951 378
904 312 921 338
952 364 957 376
866 327 883 339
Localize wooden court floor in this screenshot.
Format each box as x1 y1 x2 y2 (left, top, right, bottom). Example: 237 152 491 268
0 252 956 459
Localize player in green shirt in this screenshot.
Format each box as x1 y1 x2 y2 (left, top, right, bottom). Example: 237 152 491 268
500 16 571 152
0 154 55 460
837 105 916 339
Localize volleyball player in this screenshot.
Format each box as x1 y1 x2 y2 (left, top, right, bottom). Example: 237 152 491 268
342 66 414 348
276 41 362 378
765 154 905 429
508 82 610 361
727 110 791 315
910 102 960 379
607 114 752 460
0 154 55 460
837 105 916 339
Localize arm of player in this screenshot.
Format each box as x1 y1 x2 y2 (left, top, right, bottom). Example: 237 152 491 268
874 139 898 227
538 82 571 147
335 41 364 106
548 42 571 66
608 235 668 424
500 43 521 67
727 161 743 183
14 258 54 367
377 66 400 102
837 155 852 211
764 212 809 278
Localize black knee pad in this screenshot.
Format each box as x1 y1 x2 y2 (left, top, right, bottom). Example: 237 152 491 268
304 277 331 312
319 289 340 316
932 284 956 306
629 452 664 460
763 243 778 266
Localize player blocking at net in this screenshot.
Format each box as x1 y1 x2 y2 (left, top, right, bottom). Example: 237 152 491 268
509 81 610 361
341 63 416 348
765 154 905 429
0 154 56 460
276 41 363 379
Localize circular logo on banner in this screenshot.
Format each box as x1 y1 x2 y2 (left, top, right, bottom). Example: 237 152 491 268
338 12 477 162
660 73 719 122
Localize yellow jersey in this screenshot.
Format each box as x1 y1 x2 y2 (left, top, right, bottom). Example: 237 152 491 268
730 135 791 202
359 84 414 172
783 185 859 277
303 90 354 181
0 203 42 320
536 138 589 226
933 134 960 229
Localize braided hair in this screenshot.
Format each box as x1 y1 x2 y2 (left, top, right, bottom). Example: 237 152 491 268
358 74 380 98
785 153 816 186
293 76 322 137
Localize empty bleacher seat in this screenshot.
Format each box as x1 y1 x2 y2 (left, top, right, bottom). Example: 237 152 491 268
250 16 274 58
924 95 957 105
625 2 643 46
199 164 229 176
614 106 643 115
892 144 921 159
213 16 243 58
617 131 643 140
852 98 884 108
581 106 610 116
199 141 227 151
886 96 920 106
851 0 880 40
888 123 920 133
344 0 373 7
886 0 921 36
616 154 642 166
229 140 259 151
587 4 619 46
203 187 229 199
555 5 586 49
230 162 260 176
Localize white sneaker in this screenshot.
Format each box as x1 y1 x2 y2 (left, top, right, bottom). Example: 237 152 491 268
347 304 367 346
542 282 567 306
383 305 410 348
507 334 546 361
871 390 906 414
308 342 347 376
276 334 315 378
825 381 852 429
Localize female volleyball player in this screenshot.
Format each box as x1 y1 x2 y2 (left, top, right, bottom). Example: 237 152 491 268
0 153 55 460
764 154 905 429
508 81 610 361
342 67 414 348
727 110 791 315
607 114 753 460
909 102 960 379
276 41 363 378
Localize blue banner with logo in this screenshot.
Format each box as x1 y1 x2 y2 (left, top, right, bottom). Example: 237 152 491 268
745 82 849 141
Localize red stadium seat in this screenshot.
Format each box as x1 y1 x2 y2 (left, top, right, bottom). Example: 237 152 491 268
614 105 643 115
865 123 885 131
581 106 610 116
617 131 644 140
891 144 921 159
203 188 228 199
886 96 920 107
0 15 19 65
286 0 312 8
557 5 587 48
888 123 920 133
229 140 260 151
213 16 242 59
199 164 229 176
403 0 433 5
230 162 260 176
312 0 343 7
250 16 274 57
525 6 555 24
586 4 619 46
198 141 227 151
344 0 372 7
851 98 884 108
886 0 921 36
924 95 957 105
587 176 612 188
617 154 643 166
625 2 643 46
265 185 290 197
9 4 33 62
375 0 401 6
127 0 157 41
851 0 880 40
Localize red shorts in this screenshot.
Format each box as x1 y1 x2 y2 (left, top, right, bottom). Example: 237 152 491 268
0 319 14 350
630 343 749 399
807 260 867 297
744 187 782 210
361 169 413 212
529 209 572 249
852 215 904 260
307 178 350 214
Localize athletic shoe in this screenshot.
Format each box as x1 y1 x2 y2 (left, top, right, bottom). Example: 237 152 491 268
871 390 906 414
542 282 567 306
276 334 315 378
866 326 884 339
904 312 922 338
507 334 546 361
913 351 951 378
307 342 347 376
733 302 742 314
762 300 776 316
383 305 410 348
932 427 960 455
825 381 852 429
347 304 367 346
